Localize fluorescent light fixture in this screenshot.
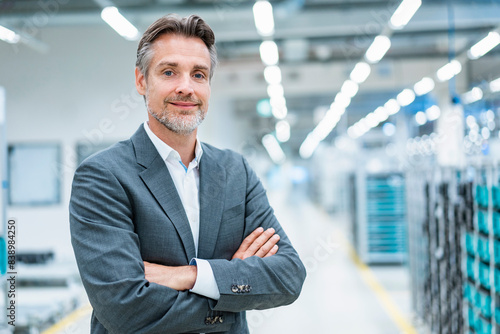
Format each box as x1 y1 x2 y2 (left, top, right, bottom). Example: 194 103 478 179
341 80 359 98
415 111 427 125
489 77 500 92
374 106 389 122
334 92 352 109
365 35 391 63
397 89 415 107
101 6 139 41
264 65 282 85
299 134 320 159
413 77 435 96
267 83 284 98
260 40 279 66
0 25 20 44
385 99 400 115
436 60 462 82
262 134 286 164
366 113 380 128
389 0 422 29
468 31 500 60
272 106 287 119
270 95 287 119
425 105 441 121
275 120 290 142
350 62 371 83
462 87 483 104
253 1 275 37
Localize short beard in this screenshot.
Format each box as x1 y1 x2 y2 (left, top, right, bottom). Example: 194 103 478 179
147 95 206 136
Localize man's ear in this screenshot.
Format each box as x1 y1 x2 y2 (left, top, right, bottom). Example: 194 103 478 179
135 67 147 96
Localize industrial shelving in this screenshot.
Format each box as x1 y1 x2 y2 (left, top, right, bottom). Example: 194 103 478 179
351 170 407 264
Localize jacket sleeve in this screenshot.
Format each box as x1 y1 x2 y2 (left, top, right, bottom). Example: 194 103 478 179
207 157 307 312
69 160 235 334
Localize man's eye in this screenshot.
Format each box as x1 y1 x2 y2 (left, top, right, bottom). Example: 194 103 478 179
164 70 173 76
194 73 205 79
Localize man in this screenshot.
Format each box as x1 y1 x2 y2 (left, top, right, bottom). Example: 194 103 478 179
70 14 306 333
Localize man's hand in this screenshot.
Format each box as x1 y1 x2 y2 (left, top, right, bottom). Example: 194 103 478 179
232 227 280 260
143 262 197 291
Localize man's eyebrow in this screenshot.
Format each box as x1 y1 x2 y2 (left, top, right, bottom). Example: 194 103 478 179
156 61 178 70
193 64 210 72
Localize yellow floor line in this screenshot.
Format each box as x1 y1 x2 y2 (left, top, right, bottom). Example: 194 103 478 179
339 231 418 334
42 303 92 334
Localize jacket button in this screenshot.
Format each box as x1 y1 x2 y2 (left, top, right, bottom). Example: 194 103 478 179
231 284 239 293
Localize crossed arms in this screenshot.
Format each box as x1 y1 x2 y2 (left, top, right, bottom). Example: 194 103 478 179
144 227 280 291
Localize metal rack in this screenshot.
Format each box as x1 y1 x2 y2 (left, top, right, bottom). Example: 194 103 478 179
351 170 407 264
407 165 500 334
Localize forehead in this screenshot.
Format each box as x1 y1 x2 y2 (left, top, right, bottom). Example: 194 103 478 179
150 34 211 68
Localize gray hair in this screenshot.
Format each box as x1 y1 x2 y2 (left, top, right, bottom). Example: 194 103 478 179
136 14 218 81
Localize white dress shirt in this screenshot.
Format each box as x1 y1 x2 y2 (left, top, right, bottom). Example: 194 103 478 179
143 122 220 300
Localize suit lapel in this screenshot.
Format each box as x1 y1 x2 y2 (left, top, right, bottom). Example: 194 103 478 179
132 126 196 263
197 145 226 259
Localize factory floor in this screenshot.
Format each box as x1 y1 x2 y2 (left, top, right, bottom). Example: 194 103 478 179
43 189 422 334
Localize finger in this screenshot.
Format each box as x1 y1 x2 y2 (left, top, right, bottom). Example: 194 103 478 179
232 227 265 259
264 244 279 258
246 228 276 255
238 227 265 252
255 234 280 257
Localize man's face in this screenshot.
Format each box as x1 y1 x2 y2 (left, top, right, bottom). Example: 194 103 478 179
135 34 211 136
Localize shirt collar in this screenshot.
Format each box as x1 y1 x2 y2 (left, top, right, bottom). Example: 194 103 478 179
143 121 203 165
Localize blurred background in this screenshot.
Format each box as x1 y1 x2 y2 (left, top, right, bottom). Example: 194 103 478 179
1 0 500 333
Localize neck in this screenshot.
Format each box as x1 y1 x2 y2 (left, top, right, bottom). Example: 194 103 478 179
148 117 197 167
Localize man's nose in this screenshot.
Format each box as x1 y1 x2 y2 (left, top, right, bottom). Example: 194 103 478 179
175 74 194 95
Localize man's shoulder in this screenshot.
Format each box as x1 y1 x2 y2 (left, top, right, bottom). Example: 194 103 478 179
201 143 244 165
78 139 134 170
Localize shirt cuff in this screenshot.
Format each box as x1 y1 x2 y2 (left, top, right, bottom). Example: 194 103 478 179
189 258 221 300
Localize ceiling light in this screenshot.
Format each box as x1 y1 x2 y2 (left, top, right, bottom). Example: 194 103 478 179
101 6 139 41
425 105 441 121
260 40 279 66
299 134 320 159
468 31 500 60
489 77 500 92
0 25 20 44
397 89 415 107
350 62 371 83
462 87 483 104
413 77 435 96
366 113 380 128
415 111 427 125
334 92 352 109
253 1 275 37
389 0 422 30
365 35 391 63
264 65 282 85
341 80 359 98
262 134 286 164
267 83 284 98
436 60 462 82
275 120 290 142
374 106 389 122
385 99 401 115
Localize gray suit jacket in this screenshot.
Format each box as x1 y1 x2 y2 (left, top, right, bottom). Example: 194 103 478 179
69 125 306 333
